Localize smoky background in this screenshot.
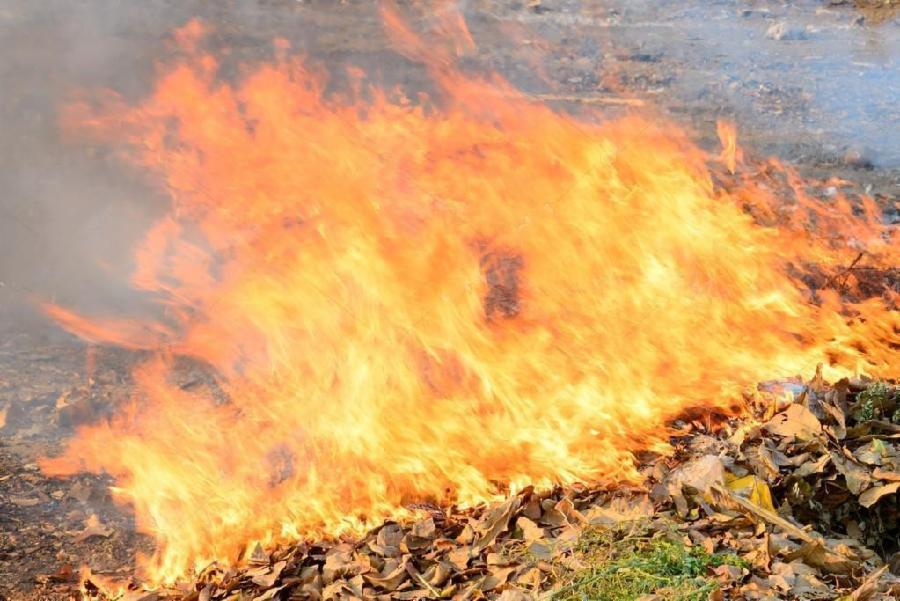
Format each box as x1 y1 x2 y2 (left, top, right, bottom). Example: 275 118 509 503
0 0 493 332
0 0 193 329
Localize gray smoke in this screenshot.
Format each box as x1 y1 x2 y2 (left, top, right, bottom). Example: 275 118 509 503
0 0 536 334
0 1 389 330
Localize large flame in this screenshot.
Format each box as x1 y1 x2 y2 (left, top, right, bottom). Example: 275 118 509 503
41 12 897 584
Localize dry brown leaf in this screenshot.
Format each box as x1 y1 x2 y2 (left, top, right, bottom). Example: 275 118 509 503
556 524 582 544
68 480 93 503
74 514 113 542
831 452 871 495
769 559 800 590
728 422 760 448
785 541 856 576
750 442 780 479
401 533 431 552
297 564 323 595
251 585 286 601
521 497 542 521
689 529 714 554
667 455 725 494
526 540 556 561
251 560 286 588
447 546 470 572
426 561 451 588
539 499 567 527
873 468 900 481
853 440 891 466
371 523 404 558
515 516 544 542
341 574 364 599
792 572 832 596
249 543 269 565
481 566 516 591
711 485 818 546
747 532 771 571
665 454 724 515
822 400 847 440
858 482 900 508
320 581 345 601
553 498 587 526
586 495 656 526
794 453 831 477
514 566 543 589
712 564 743 584
456 523 475 545
411 517 436 540
427 537 456 560
473 497 520 552
363 555 409 591
763 404 823 440
323 545 363 582
496 589 534 601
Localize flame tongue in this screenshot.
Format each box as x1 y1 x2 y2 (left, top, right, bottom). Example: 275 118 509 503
42 21 897 584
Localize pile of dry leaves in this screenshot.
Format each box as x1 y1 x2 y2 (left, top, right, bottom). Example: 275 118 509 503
70 373 900 601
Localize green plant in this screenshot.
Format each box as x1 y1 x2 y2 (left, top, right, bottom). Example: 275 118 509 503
855 381 894 422
553 523 746 601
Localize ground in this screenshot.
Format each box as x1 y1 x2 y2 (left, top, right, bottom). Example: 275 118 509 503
0 0 898 598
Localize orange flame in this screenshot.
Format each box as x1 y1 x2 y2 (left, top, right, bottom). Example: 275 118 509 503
41 16 897 584
717 118 743 174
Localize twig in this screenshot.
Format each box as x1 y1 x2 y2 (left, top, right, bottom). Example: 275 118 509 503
710 484 821 546
532 93 645 107
412 569 442 598
823 251 865 292
852 565 888 597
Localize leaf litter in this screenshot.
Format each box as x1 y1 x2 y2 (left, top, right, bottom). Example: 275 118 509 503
59 377 900 601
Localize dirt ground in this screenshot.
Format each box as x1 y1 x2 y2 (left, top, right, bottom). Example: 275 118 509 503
0 0 898 597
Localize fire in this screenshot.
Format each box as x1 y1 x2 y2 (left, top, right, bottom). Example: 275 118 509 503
41 11 897 585
717 119 742 174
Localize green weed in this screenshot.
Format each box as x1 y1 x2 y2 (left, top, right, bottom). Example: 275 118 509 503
552 523 746 601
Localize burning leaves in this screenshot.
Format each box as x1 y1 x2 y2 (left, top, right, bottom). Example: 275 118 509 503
130 487 649 601
61 378 900 601
33 5 900 588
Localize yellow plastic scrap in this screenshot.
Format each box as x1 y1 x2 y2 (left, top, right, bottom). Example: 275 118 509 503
726 474 776 513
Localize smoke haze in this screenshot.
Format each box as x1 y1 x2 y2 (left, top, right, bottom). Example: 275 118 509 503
0 1 427 330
